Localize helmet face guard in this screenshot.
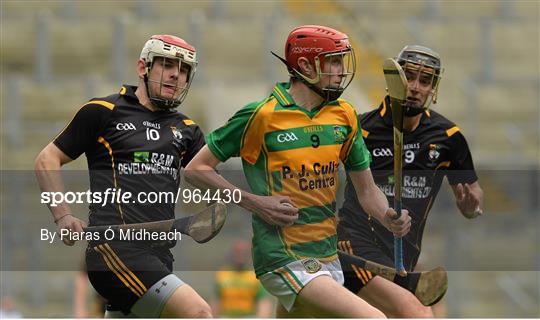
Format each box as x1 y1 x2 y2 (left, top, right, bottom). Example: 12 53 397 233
396 45 443 115
304 49 356 102
279 25 357 102
140 35 197 109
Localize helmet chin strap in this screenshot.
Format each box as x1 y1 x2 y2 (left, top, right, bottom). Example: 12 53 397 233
300 77 330 102
297 73 344 102
403 100 426 117
321 86 344 102
143 74 179 109
294 74 345 103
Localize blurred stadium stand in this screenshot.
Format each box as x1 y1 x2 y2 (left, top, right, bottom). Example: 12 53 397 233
1 0 538 317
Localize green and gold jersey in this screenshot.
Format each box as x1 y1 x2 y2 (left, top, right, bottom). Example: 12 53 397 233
207 82 371 276
215 269 268 317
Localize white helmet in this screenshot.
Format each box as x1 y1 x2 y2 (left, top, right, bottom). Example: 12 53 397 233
140 35 197 108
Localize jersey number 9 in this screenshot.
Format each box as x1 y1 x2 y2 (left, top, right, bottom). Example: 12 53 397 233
311 134 320 148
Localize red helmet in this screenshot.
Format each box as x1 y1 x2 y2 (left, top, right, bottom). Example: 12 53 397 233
286 25 351 71
282 25 356 101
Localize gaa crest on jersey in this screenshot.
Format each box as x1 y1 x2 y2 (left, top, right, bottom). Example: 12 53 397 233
333 125 346 143
301 258 322 273
170 126 183 148
428 144 440 161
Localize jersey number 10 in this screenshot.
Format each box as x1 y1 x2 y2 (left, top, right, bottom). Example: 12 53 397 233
146 128 160 141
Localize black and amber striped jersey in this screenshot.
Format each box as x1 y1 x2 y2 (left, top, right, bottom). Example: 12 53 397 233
54 85 205 227
338 95 477 269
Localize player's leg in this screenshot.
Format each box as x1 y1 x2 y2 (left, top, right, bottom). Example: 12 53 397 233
338 238 433 317
87 242 149 316
128 273 212 318
260 259 385 318
87 241 211 318
275 301 307 318
295 274 385 318
159 282 212 318
275 276 383 318
358 276 433 318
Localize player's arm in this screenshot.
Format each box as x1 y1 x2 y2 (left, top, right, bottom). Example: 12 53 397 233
349 169 411 237
447 130 484 219
185 101 297 227
35 102 110 244
451 181 484 219
184 146 298 227
35 142 87 244
341 103 410 237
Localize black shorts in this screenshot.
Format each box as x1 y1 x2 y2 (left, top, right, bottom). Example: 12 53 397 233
337 221 395 294
338 222 423 298
86 241 174 314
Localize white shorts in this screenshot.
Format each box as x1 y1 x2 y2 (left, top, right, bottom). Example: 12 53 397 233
259 258 344 311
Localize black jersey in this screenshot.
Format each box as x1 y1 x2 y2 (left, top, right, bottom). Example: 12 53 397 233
339 96 477 269
54 85 205 227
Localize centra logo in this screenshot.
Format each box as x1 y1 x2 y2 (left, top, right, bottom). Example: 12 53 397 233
277 132 299 143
